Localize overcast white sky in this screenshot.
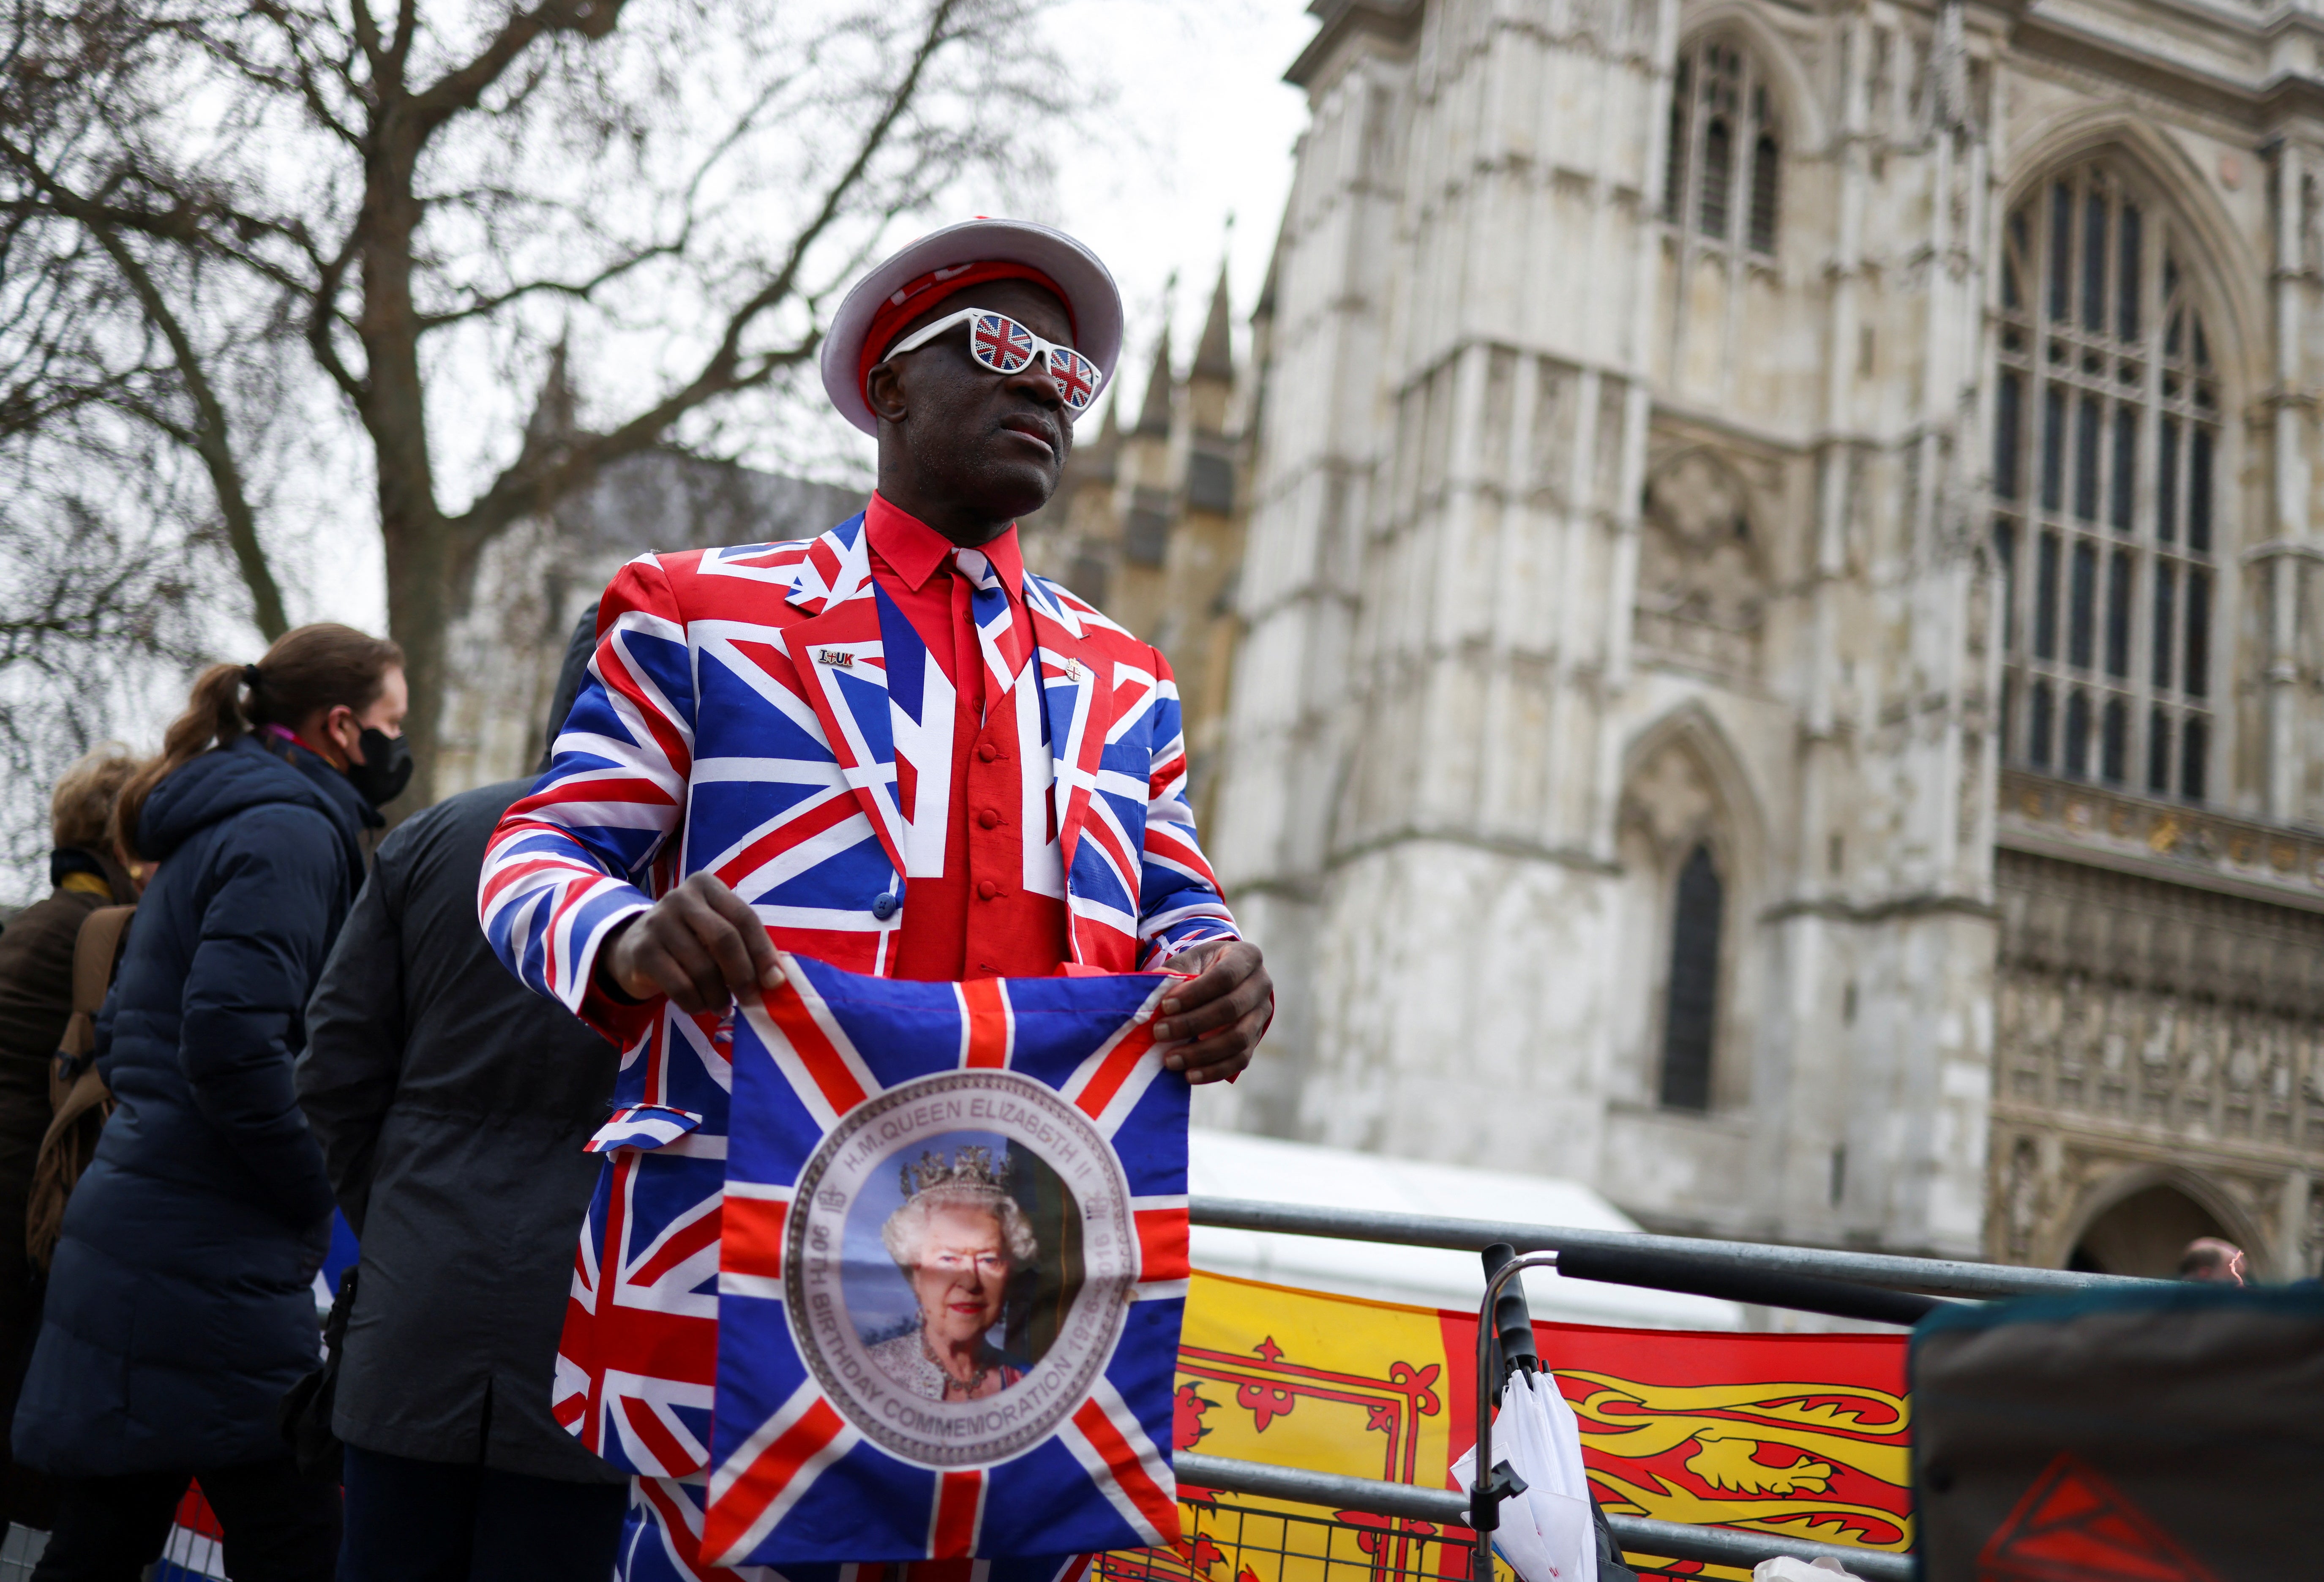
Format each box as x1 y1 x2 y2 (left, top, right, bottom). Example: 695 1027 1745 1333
1041 0 1316 402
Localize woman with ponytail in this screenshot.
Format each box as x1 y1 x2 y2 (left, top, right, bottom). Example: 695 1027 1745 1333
14 623 407 1582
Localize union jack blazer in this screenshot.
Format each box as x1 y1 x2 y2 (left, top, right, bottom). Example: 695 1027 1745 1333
477 512 1236 1571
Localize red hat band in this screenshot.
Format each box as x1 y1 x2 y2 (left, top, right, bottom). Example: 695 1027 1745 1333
856 260 1076 405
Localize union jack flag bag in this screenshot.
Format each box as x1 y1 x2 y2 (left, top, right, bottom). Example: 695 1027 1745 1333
701 952 1189 1569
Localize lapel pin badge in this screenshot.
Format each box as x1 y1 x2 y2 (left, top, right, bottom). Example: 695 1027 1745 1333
816 649 854 669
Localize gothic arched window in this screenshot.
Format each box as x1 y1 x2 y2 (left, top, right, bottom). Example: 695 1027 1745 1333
1992 164 2218 801
1659 844 1724 1112
1664 39 1781 257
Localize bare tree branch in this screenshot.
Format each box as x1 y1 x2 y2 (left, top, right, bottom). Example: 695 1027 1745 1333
406 0 627 135
304 232 366 403
0 129 288 638
451 0 968 543
5 190 330 319
703 0 968 381
5 0 1085 821
87 220 288 638
414 231 685 329
344 0 385 75
196 14 366 147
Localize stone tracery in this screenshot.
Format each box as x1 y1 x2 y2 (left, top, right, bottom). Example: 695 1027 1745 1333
1636 449 1770 680
1993 850 2324 1272
1992 158 2222 802
1665 35 1782 258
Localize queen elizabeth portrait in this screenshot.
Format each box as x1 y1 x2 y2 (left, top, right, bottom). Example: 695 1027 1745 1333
869 1146 1039 1401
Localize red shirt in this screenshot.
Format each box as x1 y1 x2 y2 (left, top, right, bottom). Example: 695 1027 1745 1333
861 493 1069 981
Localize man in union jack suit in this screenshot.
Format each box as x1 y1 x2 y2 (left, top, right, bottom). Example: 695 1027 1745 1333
479 217 1271 1579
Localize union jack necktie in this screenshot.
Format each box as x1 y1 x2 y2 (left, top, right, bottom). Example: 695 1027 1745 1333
955 547 1027 718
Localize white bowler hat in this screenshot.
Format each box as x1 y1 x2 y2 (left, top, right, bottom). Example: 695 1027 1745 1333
820 218 1125 436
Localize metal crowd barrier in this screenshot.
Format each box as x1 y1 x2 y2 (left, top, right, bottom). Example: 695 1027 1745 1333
1099 1492 1475 1582
1168 1194 2170 1581
1187 1196 2160 1299
1169 1453 1915 1582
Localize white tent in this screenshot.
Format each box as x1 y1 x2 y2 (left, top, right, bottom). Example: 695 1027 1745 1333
1187 1129 1743 1331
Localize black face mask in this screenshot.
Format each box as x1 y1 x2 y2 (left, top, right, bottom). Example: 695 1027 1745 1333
347 727 413 808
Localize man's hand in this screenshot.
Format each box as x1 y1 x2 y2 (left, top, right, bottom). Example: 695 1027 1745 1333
1151 940 1271 1086
600 873 784 1014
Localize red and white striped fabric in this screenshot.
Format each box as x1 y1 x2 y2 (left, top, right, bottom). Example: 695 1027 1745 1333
586 1105 707 1154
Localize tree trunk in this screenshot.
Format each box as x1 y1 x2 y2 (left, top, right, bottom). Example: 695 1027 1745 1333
380 513 465 808
359 112 460 807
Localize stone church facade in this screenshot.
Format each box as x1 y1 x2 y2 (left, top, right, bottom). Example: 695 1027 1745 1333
1197 0 2324 1277
1018 268 1256 830
433 422 860 796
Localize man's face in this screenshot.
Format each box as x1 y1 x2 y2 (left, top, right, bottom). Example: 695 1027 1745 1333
869 279 1078 535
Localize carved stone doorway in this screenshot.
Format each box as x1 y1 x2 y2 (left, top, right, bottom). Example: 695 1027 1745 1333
2067 1182 2230 1277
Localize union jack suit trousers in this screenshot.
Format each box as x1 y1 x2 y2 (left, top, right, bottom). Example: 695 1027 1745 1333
479 513 1238 1579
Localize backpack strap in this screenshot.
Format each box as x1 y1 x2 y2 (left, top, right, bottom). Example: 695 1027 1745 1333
30 903 134 1271
37 1067 112 1159
72 905 134 1015
54 905 133 1095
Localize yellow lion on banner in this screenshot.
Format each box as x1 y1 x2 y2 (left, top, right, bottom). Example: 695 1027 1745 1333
1564 1373 1911 1547
1107 1273 1912 1582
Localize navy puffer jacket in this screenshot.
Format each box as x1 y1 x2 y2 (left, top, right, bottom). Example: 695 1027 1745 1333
13 733 378 1476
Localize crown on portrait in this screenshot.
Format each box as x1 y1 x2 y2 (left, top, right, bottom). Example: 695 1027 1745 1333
899 1145 1013 1197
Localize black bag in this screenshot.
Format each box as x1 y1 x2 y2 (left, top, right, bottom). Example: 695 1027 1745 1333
1590 1495 1639 1582
1912 1281 2324 1579
280 1264 358 1478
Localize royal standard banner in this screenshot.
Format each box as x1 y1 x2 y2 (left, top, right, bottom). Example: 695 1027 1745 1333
703 955 1190 1569
1119 1272 1911 1582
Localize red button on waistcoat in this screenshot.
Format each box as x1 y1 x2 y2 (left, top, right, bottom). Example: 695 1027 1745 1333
977 742 999 763
978 808 1000 829
977 879 1000 900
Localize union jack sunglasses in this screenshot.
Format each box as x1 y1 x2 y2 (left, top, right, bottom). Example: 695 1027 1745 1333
883 306 1105 413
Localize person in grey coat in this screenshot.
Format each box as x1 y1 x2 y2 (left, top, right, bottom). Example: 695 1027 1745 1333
299 612 625 1582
